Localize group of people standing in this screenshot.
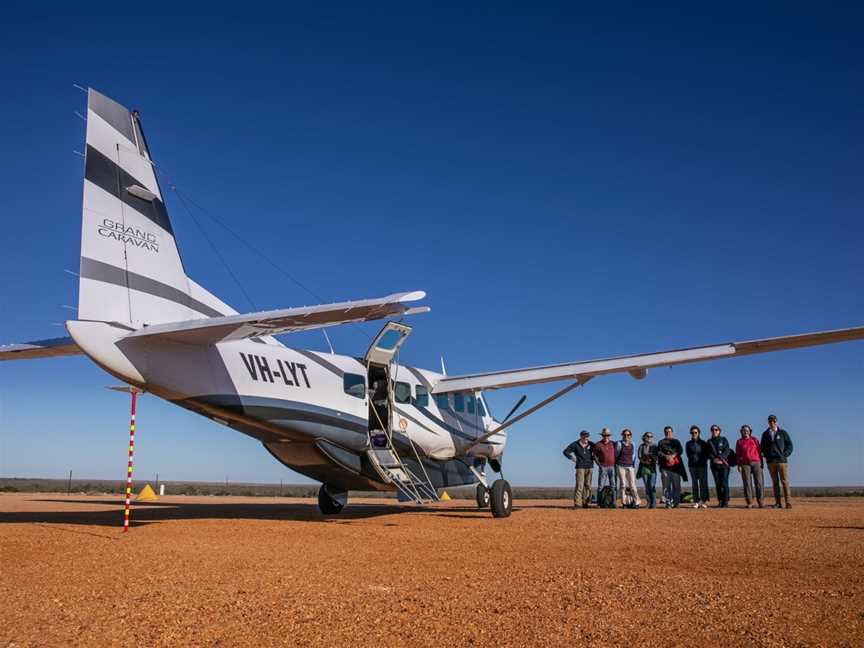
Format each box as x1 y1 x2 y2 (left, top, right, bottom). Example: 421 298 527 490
563 414 794 509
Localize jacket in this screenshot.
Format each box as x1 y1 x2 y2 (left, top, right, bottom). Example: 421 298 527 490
760 428 794 463
736 436 763 466
685 438 710 467
637 442 658 478
657 437 688 481
563 440 594 469
706 436 732 466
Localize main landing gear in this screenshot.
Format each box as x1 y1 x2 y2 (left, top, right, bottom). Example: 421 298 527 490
318 484 346 515
476 483 490 508
489 479 512 518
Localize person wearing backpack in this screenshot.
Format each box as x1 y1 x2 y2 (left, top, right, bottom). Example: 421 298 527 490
686 425 711 509
592 428 617 508
657 426 687 508
563 430 594 508
615 428 641 508
736 424 764 508
706 424 732 508
760 414 794 509
637 432 659 508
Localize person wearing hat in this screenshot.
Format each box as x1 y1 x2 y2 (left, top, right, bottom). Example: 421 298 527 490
706 424 733 508
592 428 617 507
563 430 595 508
637 431 659 508
760 415 794 509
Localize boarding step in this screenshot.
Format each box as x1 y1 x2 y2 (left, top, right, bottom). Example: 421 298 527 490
366 447 439 504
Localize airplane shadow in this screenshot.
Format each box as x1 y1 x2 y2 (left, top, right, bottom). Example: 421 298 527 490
0 498 495 528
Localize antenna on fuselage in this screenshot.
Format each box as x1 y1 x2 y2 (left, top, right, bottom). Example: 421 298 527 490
440 356 447 375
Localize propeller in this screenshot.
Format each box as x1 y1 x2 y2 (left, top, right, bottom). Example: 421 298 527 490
501 395 527 424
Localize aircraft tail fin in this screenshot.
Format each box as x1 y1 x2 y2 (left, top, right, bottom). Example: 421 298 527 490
78 89 216 325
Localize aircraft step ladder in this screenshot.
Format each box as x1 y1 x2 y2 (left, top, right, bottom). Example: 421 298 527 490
367 442 439 504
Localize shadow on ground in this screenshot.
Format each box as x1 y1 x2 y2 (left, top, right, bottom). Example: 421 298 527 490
0 498 501 528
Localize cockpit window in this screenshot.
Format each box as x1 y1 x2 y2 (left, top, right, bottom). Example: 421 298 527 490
477 397 487 417
414 385 429 407
466 395 475 415
454 393 465 412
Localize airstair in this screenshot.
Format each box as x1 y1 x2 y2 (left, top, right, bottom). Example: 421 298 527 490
365 322 439 505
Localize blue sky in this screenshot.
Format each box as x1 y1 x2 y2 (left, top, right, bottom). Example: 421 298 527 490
1 2 862 487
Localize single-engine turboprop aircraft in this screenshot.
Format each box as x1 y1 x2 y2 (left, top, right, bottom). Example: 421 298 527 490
2 89 863 517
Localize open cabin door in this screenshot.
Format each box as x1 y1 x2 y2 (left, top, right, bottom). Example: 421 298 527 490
365 322 412 367
365 322 412 437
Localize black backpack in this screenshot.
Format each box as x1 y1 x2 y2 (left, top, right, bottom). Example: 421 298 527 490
597 485 615 509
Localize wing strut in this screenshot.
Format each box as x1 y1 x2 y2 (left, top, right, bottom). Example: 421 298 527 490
466 377 593 452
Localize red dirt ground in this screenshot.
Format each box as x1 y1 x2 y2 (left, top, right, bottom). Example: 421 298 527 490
1 494 862 647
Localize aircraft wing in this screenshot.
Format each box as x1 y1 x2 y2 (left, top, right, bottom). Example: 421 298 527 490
0 336 82 361
432 325 864 393
122 291 429 345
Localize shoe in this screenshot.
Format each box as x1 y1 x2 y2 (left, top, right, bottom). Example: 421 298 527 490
785 503 792 509
693 503 700 509
746 503 752 509
773 504 782 509
758 503 764 509
583 503 589 509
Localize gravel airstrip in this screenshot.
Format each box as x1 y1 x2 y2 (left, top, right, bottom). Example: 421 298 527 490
1 494 862 647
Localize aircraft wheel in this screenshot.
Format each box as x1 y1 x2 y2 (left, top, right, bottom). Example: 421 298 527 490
476 483 490 509
318 484 345 515
489 479 512 518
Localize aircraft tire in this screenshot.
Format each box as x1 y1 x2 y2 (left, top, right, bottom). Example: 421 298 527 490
489 479 512 518
476 483 490 509
318 484 345 515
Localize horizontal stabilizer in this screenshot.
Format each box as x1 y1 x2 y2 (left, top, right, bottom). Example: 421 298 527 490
123 291 429 345
433 325 864 393
0 336 82 361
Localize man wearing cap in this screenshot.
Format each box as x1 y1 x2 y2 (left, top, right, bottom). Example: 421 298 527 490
760 415 794 509
563 430 595 508
592 428 617 507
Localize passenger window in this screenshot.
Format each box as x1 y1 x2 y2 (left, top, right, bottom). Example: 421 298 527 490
454 393 465 412
466 395 475 415
343 373 366 399
477 398 486 417
414 385 429 407
394 381 411 404
435 393 449 409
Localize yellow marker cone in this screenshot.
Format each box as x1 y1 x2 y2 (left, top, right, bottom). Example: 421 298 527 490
136 483 158 501
440 490 452 501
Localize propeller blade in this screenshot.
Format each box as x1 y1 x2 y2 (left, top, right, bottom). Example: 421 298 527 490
502 395 527 424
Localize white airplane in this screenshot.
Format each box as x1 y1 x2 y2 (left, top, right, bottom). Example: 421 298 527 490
2 89 863 517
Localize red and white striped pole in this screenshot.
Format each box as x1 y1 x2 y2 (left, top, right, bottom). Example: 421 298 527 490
122 389 138 532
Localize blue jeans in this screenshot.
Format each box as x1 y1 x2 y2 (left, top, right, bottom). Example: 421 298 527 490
661 469 681 506
690 466 709 503
597 465 616 507
642 470 657 508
